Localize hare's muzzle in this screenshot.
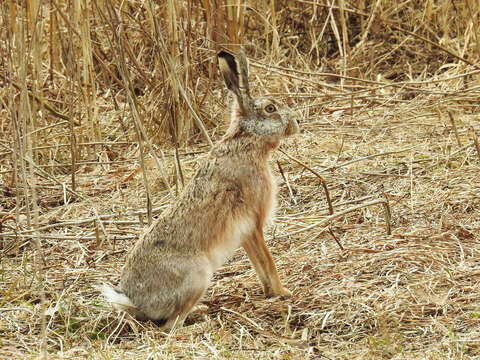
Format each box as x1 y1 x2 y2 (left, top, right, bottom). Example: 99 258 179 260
285 111 300 136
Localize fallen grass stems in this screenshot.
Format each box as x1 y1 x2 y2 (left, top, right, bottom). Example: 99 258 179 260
1 1 479 359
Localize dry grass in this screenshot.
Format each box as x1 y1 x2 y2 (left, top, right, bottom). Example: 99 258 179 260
1 1 480 359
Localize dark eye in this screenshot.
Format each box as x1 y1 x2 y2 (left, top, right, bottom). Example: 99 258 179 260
264 103 276 113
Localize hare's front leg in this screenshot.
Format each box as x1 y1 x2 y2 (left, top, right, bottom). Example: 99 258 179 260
242 227 291 297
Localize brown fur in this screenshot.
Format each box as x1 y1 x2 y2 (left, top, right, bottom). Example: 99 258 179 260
99 49 299 330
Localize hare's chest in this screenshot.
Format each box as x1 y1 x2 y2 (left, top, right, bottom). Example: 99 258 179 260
255 167 277 226
209 215 255 270
264 178 278 225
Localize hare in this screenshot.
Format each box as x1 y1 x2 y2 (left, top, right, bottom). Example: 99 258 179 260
99 49 299 330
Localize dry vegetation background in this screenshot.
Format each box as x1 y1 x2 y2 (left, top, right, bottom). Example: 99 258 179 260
1 0 480 359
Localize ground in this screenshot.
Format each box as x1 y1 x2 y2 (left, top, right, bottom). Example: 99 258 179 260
1 86 480 360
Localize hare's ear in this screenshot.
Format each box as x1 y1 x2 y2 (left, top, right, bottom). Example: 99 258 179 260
218 49 251 111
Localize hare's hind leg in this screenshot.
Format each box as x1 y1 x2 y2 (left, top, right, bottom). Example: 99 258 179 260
159 288 205 331
242 227 291 297
159 260 211 331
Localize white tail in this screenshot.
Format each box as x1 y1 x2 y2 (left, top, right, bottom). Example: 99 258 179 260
96 283 136 312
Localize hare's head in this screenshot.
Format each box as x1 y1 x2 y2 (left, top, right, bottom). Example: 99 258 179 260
218 50 299 143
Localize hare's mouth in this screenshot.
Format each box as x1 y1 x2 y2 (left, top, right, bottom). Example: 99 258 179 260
285 118 300 136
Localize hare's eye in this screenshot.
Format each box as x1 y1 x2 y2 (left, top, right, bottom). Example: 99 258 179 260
264 104 276 113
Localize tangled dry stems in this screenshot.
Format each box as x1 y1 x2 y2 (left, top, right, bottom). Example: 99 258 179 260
2 81 480 359
1 1 480 359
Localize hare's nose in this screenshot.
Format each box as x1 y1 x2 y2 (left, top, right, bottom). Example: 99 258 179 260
293 110 302 124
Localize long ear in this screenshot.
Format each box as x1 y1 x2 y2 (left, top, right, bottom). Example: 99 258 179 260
218 49 251 110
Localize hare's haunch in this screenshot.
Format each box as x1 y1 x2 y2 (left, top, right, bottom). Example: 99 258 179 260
99 49 299 330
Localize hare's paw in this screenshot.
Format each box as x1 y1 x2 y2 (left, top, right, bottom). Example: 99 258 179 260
276 286 292 298
265 285 292 298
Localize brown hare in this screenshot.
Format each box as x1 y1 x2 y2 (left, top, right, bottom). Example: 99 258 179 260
99 49 299 330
